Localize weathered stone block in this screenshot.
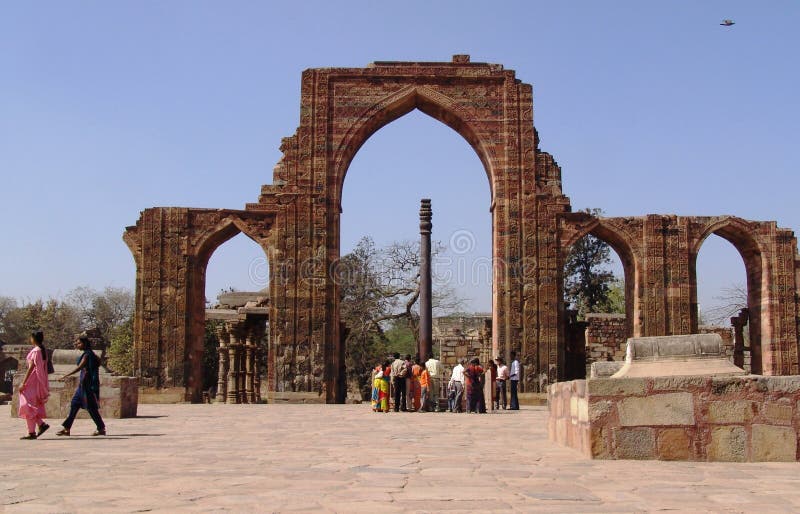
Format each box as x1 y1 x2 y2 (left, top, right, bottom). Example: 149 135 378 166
589 361 623 378
613 427 656 460
591 427 609 458
586 378 646 396
588 400 613 422
651 375 707 391
707 400 755 424
751 425 797 462
657 428 691 460
709 426 746 462
762 403 793 424
756 376 800 394
618 393 695 426
710 376 751 395
577 398 589 423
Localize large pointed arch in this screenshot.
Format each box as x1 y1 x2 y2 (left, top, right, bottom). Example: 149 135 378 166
331 85 496 207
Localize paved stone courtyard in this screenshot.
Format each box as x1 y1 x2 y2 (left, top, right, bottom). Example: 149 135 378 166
3 404 800 513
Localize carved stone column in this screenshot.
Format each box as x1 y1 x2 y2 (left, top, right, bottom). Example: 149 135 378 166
238 339 247 404
245 325 255 404
215 323 229 403
227 322 241 404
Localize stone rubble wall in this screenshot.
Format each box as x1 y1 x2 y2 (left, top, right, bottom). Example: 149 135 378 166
585 314 627 366
433 315 492 374
549 375 800 461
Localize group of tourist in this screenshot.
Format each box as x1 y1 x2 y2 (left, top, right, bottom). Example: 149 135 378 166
371 351 521 413
16 329 106 440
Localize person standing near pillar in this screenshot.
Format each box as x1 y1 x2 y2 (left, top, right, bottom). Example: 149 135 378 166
425 354 442 411
509 351 521 410
390 352 407 412
404 354 415 411
449 359 465 413
495 357 509 410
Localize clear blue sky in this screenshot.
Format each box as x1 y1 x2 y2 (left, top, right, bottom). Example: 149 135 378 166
1 1 798 315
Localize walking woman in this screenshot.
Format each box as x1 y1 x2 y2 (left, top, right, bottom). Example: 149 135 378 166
56 335 106 436
18 330 50 439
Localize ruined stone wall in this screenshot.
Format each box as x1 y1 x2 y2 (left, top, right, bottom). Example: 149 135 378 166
433 315 492 370
550 376 800 461
585 314 627 366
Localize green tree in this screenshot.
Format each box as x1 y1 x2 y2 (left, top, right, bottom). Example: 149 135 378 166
1 298 82 348
107 317 134 376
203 320 221 391
563 208 621 318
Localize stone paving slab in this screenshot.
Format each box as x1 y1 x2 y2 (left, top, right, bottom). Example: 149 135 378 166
2 404 800 512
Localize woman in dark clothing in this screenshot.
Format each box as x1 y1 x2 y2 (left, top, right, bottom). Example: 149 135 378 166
56 336 106 436
464 358 486 413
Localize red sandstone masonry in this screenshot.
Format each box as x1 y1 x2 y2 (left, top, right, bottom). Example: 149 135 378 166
549 376 800 461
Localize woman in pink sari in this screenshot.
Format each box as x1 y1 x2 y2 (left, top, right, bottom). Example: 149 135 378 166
18 330 50 439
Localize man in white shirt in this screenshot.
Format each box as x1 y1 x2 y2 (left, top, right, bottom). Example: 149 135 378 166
448 359 466 413
509 351 521 410
425 356 442 410
495 357 509 410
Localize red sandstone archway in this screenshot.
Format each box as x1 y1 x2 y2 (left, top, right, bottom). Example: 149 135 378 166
124 58 800 401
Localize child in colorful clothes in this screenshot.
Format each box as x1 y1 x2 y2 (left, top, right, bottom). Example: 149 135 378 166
371 364 382 411
418 363 431 412
376 361 392 413
411 358 423 411
447 380 456 412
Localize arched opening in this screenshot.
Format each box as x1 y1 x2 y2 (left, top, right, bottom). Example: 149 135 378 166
338 107 492 403
692 224 762 373
561 225 636 380
196 228 270 403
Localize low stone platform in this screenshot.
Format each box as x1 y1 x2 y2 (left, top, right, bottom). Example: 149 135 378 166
549 375 800 461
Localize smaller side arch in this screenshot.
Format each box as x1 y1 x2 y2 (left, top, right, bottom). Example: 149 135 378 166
690 216 764 373
186 212 275 402
559 215 644 355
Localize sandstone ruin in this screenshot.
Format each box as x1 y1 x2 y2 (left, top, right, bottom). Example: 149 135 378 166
124 56 800 402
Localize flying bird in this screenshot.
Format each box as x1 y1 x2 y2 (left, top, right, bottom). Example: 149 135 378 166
720 19 735 26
